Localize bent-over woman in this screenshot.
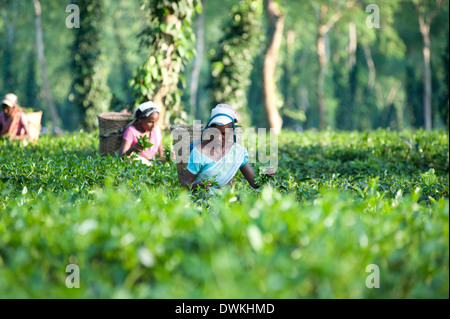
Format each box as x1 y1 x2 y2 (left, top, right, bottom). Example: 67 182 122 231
118 101 164 166
0 93 30 140
182 104 274 192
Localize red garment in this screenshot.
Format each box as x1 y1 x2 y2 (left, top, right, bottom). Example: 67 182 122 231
0 111 28 137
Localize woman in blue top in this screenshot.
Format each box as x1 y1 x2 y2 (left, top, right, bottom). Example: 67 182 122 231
181 104 274 191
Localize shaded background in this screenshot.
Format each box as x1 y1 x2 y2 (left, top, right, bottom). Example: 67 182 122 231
0 0 448 133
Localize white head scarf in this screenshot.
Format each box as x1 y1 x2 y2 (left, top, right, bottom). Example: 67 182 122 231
209 104 239 126
133 101 160 119
1 93 18 108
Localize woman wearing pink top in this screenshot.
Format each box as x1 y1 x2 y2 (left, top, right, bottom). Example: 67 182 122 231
118 101 164 166
0 93 30 140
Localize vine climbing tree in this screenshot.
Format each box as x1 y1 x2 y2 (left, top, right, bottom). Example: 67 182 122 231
207 0 262 126
69 0 110 131
130 0 201 128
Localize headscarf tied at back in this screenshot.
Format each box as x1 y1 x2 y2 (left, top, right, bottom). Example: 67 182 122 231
133 101 161 120
209 104 239 126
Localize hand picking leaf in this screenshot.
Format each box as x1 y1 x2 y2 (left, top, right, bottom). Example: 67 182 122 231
137 135 153 150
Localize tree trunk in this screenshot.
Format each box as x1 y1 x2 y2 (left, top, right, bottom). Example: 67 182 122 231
363 46 376 92
4 1 18 45
383 81 402 128
113 16 133 106
2 2 18 92
348 23 358 131
418 17 432 131
189 0 206 120
317 28 327 130
33 0 60 132
348 22 357 69
263 0 284 135
282 30 295 106
314 1 355 130
154 87 170 129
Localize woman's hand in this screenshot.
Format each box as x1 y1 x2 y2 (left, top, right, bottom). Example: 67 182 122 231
154 156 166 165
261 166 276 178
240 164 276 189
182 170 211 190
198 181 212 190
128 142 143 155
118 139 143 158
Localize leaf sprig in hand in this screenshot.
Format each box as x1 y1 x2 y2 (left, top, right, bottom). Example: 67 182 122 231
137 135 153 151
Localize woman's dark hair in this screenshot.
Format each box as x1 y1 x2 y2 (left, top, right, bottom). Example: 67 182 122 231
135 107 159 120
210 121 234 129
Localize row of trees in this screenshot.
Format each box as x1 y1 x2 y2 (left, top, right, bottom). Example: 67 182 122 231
226 0 448 131
189 0 449 132
0 0 448 133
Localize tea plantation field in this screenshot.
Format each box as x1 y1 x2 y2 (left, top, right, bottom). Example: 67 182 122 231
0 129 448 298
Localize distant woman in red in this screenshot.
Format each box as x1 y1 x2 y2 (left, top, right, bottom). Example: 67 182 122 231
0 93 30 140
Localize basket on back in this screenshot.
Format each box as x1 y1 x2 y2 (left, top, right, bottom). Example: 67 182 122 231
97 112 133 156
170 123 242 184
25 110 43 143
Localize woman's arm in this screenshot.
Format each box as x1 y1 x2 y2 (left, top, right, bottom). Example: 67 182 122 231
240 163 276 189
240 163 259 189
181 170 211 190
118 139 142 158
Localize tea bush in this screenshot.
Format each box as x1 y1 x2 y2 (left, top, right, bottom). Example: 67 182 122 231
0 129 448 298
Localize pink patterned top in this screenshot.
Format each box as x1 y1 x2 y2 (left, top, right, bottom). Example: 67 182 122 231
123 125 162 160
0 112 28 137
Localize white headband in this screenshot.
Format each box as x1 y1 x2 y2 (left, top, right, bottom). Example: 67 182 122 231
209 104 239 126
133 101 161 119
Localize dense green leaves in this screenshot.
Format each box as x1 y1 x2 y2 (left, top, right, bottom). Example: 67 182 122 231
137 135 154 150
0 129 448 298
0 182 448 298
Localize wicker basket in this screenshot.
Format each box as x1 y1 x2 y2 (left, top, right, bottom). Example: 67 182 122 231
25 111 43 143
170 123 242 184
97 112 133 156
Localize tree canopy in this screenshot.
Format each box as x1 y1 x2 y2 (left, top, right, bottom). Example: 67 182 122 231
0 0 448 132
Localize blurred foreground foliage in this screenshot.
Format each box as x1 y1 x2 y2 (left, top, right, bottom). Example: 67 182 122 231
0 129 448 298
